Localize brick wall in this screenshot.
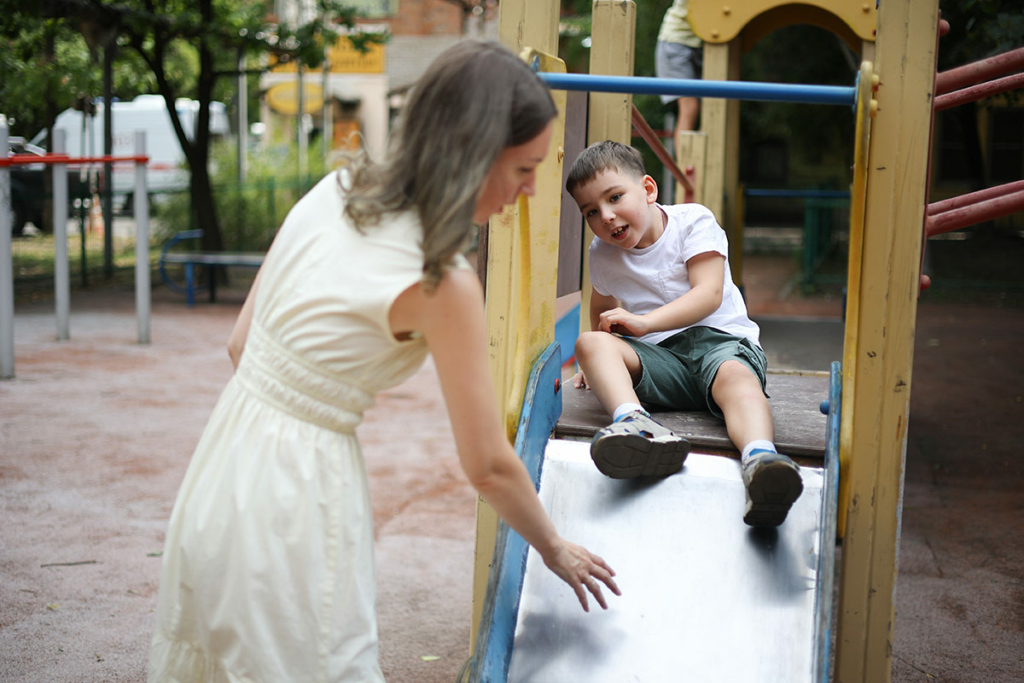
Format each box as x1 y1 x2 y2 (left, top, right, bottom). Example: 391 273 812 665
387 0 463 36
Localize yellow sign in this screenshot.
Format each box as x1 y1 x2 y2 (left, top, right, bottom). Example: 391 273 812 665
328 37 385 74
270 37 385 75
266 82 325 115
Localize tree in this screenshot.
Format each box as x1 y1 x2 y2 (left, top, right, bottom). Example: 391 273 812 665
4 0 382 252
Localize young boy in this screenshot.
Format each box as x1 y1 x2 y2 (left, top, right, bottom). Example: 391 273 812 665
566 140 803 527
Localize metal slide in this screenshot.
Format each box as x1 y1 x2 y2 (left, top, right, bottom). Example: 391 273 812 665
470 345 841 682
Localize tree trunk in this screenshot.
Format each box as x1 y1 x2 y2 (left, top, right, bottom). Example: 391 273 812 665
191 161 222 252
193 3 221 253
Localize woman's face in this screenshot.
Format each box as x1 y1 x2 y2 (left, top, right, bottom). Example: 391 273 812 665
474 121 555 225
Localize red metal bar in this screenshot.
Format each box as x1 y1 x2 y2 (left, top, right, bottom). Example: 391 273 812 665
934 71 1024 112
934 46 1024 96
0 154 149 167
630 104 696 201
928 179 1024 216
926 189 1024 237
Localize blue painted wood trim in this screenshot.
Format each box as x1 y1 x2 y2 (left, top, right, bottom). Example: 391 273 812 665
554 302 580 367
813 360 842 683
470 342 563 683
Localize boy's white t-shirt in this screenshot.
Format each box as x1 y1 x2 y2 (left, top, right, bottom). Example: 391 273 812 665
588 202 761 347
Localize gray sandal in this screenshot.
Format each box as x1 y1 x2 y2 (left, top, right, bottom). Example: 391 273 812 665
590 411 691 479
741 451 804 527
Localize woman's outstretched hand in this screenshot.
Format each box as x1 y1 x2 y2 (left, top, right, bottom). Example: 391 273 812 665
542 539 621 612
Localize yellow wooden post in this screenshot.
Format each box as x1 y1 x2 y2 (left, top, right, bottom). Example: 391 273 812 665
469 0 565 651
700 39 742 286
579 0 636 334
675 130 707 205
835 1 939 680
837 60 877 540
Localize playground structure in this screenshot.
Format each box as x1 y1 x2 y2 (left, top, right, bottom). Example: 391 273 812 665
467 1 1023 682
0 124 154 379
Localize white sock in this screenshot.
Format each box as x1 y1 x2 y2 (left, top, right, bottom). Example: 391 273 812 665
742 440 777 462
612 403 644 422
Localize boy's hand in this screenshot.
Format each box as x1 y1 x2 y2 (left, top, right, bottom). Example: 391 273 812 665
597 308 649 338
572 370 589 389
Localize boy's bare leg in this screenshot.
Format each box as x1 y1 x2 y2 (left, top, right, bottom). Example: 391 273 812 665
710 360 774 450
575 331 689 479
712 360 803 527
574 331 644 415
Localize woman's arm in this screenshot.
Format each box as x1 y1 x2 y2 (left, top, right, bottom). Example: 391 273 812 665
227 268 263 370
392 270 620 611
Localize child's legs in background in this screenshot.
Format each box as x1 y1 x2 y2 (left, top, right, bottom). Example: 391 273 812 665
574 330 644 415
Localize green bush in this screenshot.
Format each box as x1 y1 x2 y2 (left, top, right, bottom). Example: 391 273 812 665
155 139 329 251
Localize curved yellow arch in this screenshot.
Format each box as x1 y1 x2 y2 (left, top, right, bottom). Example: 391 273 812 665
689 0 876 49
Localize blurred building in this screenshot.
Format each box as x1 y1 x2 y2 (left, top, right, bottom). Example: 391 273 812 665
259 0 498 161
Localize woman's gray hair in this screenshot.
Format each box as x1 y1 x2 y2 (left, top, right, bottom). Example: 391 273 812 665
340 39 557 292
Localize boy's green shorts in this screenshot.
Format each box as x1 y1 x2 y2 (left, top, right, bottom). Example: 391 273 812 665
621 325 768 419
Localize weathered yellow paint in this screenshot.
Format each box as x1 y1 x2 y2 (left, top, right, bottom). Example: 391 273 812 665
579 0 636 334
675 131 707 205
835 1 939 680
689 0 877 46
837 60 876 539
469 3 565 650
700 40 742 286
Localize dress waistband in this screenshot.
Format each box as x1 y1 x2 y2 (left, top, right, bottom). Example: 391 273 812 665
235 324 374 434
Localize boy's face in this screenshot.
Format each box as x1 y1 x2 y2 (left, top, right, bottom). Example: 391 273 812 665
571 168 660 250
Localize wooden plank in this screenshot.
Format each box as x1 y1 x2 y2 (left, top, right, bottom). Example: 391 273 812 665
835 1 939 681
472 3 564 652
579 0 636 337
700 39 742 287
675 131 707 205
556 372 829 458
557 90 588 298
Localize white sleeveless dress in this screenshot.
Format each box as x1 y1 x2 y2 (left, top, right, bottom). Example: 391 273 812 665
149 171 447 682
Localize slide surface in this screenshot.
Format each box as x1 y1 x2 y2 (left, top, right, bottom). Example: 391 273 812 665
508 441 825 682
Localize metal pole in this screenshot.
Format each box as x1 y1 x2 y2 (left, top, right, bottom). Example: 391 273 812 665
927 179 1024 216
0 116 14 379
297 62 307 180
103 43 114 279
926 189 1024 237
237 51 248 183
935 46 1024 96
134 132 150 345
322 54 331 163
52 129 69 341
934 71 1024 112
537 72 858 106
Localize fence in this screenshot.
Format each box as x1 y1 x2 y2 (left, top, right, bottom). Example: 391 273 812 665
741 188 851 288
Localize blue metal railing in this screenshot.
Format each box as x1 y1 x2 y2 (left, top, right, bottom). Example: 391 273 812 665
537 72 857 107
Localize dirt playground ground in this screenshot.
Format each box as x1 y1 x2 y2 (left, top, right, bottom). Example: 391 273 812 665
1 247 1023 682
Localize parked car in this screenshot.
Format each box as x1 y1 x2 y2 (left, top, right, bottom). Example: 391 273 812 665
7 136 86 236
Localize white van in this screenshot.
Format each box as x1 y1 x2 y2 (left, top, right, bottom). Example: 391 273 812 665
31 94 230 199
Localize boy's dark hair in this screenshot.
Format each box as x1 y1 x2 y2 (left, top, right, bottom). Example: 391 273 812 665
566 140 647 196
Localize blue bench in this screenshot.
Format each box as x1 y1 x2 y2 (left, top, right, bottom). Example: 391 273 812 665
159 230 265 306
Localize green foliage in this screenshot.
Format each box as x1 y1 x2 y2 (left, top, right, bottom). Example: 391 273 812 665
739 24 858 189
558 1 674 183
938 0 1024 70
2 0 386 249
155 139 330 251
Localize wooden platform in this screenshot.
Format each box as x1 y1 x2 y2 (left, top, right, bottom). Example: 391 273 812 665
555 371 829 458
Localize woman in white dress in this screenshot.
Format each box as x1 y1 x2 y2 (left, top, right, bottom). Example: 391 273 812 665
148 40 620 682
